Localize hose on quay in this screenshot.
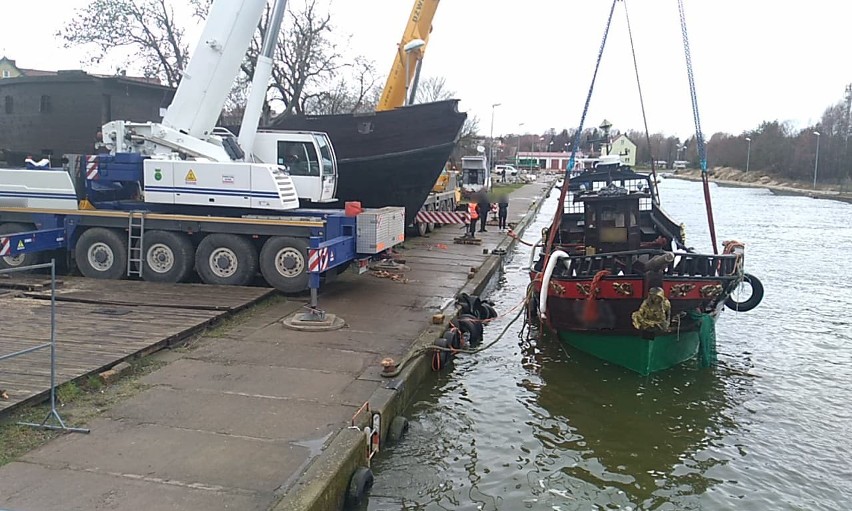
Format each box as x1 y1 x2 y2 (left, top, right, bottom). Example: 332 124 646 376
380 297 528 378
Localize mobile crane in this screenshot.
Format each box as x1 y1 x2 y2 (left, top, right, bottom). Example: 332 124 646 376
377 0 441 111
0 0 404 295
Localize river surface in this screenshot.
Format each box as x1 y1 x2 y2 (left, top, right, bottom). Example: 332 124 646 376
364 178 852 510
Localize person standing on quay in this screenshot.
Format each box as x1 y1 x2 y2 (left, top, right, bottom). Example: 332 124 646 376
497 194 509 231
467 201 479 237
477 192 491 232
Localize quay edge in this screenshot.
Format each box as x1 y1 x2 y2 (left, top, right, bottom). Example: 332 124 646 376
271 180 556 511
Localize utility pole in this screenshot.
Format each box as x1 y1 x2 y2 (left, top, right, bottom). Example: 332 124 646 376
745 137 751 173
489 103 501 169
517 122 525 165
813 131 821 189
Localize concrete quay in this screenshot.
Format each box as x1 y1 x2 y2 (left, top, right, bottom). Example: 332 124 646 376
0 179 554 511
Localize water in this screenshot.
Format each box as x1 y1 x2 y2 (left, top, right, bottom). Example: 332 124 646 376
365 179 852 510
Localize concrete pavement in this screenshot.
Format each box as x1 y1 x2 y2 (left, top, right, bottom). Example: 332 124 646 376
0 179 554 511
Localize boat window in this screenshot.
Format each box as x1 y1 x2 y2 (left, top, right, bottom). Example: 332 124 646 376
600 207 625 228
313 135 334 175
277 140 320 176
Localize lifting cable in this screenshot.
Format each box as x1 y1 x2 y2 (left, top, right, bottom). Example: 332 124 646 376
544 0 619 259
678 0 719 254
623 0 660 204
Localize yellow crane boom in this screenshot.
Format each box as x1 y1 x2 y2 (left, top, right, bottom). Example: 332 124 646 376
376 0 440 112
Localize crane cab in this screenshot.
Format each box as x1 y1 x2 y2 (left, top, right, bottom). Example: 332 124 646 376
253 131 338 204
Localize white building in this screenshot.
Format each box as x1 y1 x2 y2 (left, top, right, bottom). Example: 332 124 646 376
517 151 586 171
602 134 637 166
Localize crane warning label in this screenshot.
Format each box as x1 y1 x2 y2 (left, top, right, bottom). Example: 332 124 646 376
185 169 197 184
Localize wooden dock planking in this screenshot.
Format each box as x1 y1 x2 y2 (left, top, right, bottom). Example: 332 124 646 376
0 279 274 416
19 277 273 311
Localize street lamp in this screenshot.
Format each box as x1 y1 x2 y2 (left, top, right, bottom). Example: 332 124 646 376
813 131 821 189
489 103 501 169
745 137 751 173
402 39 426 106
517 122 525 164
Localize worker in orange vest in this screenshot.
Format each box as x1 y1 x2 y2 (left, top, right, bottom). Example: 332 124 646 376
467 202 479 237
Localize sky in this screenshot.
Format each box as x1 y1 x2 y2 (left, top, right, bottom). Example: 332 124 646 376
2 0 851 141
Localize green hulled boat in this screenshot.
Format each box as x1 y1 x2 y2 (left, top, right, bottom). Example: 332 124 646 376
526 1 763 374
528 158 762 375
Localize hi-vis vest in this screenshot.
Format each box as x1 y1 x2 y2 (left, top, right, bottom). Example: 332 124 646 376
468 202 479 220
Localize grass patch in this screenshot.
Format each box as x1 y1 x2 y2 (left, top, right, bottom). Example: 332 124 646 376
55 382 82 405
0 355 169 467
86 374 104 391
492 182 526 193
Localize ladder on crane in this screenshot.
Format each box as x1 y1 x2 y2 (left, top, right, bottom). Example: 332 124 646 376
127 212 146 278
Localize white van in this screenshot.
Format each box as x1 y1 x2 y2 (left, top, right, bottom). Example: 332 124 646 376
494 164 519 183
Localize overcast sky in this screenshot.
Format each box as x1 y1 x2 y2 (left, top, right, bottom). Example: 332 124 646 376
3 0 850 141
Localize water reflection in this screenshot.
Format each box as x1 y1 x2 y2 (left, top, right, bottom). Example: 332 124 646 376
520 329 751 509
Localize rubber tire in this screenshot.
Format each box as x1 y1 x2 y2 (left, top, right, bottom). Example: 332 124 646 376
451 314 483 347
457 313 484 338
425 205 435 233
725 273 764 312
443 329 462 350
345 466 374 508
141 230 195 283
74 228 127 280
387 416 410 445
0 223 41 270
480 303 498 320
414 219 428 237
433 337 451 367
195 234 258 286
259 236 309 293
456 292 480 317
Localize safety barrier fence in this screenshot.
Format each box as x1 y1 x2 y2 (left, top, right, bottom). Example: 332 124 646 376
0 260 89 433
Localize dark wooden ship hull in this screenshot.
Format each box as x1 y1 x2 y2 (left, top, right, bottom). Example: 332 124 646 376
267 100 466 226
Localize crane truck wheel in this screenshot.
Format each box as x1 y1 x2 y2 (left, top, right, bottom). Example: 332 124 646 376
425 205 436 233
142 231 195 283
195 234 258 286
0 223 42 271
74 228 128 280
413 217 428 237
259 236 309 293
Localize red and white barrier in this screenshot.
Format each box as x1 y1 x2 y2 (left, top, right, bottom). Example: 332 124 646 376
414 211 470 224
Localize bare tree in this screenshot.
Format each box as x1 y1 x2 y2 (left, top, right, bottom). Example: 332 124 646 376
450 115 481 164
302 58 380 115
274 0 345 115
190 0 346 117
414 76 455 104
59 0 188 87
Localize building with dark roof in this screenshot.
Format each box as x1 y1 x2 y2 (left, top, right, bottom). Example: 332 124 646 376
0 59 174 165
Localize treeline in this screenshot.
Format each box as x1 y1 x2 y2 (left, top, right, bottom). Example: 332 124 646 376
500 91 852 185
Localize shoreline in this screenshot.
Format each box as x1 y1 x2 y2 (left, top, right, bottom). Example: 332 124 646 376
668 170 852 204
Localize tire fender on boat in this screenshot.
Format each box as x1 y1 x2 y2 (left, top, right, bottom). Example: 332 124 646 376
725 273 764 312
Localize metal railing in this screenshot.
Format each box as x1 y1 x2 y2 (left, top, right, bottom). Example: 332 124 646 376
0 260 89 433
546 249 739 279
